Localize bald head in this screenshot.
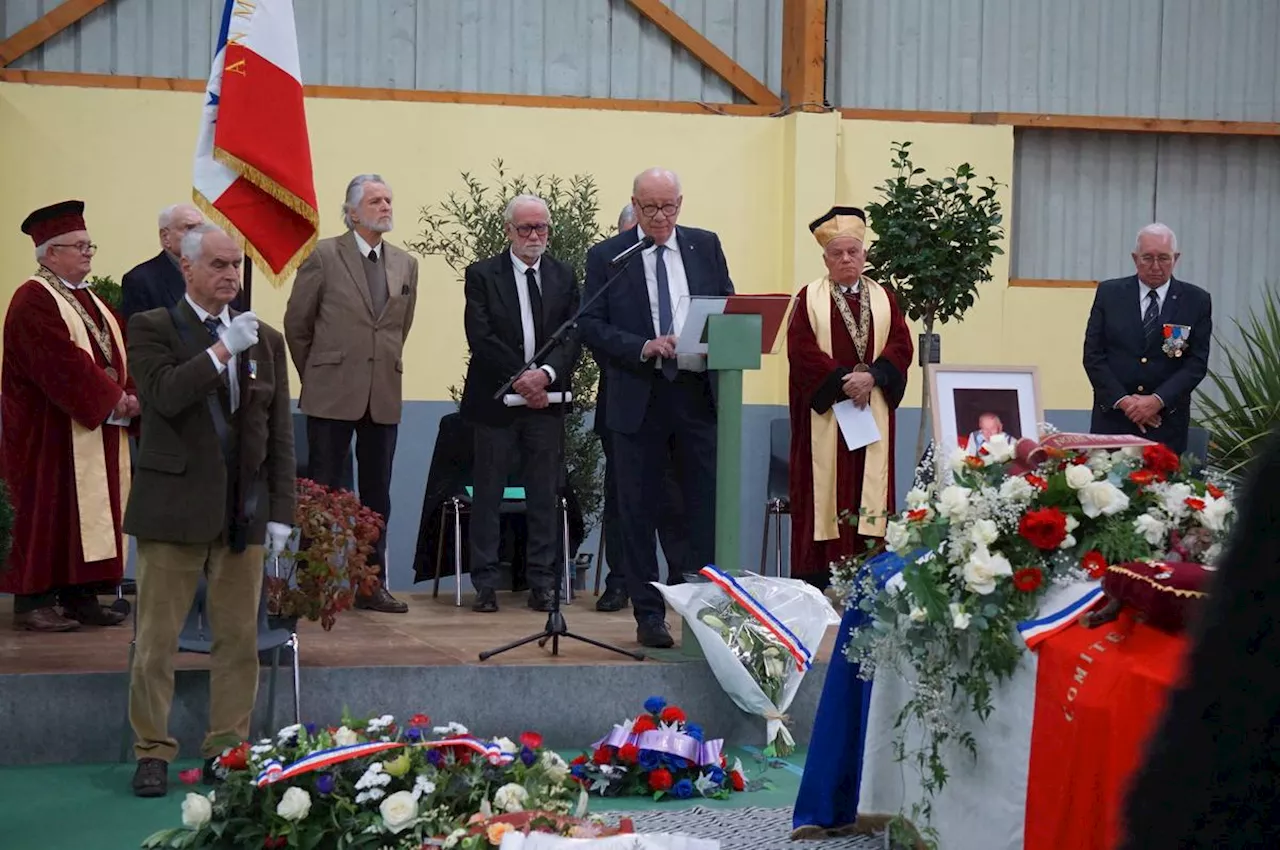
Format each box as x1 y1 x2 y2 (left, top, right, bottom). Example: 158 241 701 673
631 167 683 244
159 203 205 257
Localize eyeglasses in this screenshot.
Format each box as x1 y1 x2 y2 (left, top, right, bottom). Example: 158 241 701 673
638 203 680 218
514 223 549 237
1137 254 1175 265
50 241 97 255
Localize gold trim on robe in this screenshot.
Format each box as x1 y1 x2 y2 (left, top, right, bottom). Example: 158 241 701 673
804 275 891 540
32 277 132 562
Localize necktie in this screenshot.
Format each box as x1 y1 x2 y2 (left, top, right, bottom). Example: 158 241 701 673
367 249 377 263
202 317 222 342
1142 289 1160 344
654 244 677 381
525 268 544 352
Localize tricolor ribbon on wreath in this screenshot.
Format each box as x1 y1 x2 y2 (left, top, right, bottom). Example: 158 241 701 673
697 566 815 671
253 735 515 787
590 724 725 768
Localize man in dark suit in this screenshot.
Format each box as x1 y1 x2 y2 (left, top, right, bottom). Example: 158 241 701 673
595 203 691 613
460 194 581 614
579 168 734 648
121 203 244 320
1083 223 1212 455
124 224 295 798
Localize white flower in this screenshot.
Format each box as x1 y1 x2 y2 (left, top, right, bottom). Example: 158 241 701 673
276 787 311 822
442 828 469 850
1159 483 1194 520
1078 481 1130 518
354 789 385 804
276 723 302 744
540 751 569 783
1134 512 1168 547
884 520 911 553
493 783 529 814
1065 464 1096 490
937 486 972 521
909 606 927 623
250 743 275 756
494 737 518 755
333 726 360 747
949 447 971 473
763 653 787 680
181 792 212 829
999 475 1035 503
1059 533 1077 550
1198 495 1232 532
982 434 1016 464
355 762 391 790
411 774 437 801
366 714 395 733
1121 446 1144 459
906 487 932 509
379 790 419 834
432 722 469 737
1086 450 1114 474
949 603 971 630
963 548 1013 595
1204 543 1223 564
694 772 721 797
1065 514 1080 533
968 518 1000 549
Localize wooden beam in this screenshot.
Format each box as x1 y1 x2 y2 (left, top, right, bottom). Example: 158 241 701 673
781 0 827 113
624 0 780 108
842 107 1280 137
1009 279 1099 289
0 0 111 68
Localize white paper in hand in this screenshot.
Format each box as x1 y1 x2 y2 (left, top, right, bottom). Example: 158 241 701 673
503 392 572 407
832 399 880 451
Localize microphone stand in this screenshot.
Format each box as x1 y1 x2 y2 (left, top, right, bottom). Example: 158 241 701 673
478 253 647 662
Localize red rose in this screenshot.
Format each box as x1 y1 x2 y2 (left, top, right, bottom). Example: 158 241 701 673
618 744 640 764
1024 474 1048 491
458 752 472 766
1129 469 1158 487
1185 497 1206 512
1019 507 1068 550
659 706 687 725
631 716 657 734
1143 444 1181 478
1013 567 1043 593
592 747 612 765
216 742 250 771
906 508 929 523
1082 550 1108 580
1071 453 1089 465
409 713 430 727
519 731 543 750
570 755 588 766
730 771 745 792
1207 484 1225 499
647 768 674 791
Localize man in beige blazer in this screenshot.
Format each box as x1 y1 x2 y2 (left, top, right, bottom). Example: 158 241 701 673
284 174 418 613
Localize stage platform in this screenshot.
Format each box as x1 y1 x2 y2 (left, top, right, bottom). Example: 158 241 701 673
0 590 836 766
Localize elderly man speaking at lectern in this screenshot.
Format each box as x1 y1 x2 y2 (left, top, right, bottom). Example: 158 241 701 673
786 206 913 589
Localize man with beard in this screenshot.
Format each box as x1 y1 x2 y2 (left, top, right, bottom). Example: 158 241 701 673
285 174 419 613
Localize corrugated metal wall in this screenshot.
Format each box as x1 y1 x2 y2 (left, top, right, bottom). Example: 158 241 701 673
0 0 783 102
829 0 1280 122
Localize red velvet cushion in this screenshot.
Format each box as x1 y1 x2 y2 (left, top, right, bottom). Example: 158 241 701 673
1101 561 1213 633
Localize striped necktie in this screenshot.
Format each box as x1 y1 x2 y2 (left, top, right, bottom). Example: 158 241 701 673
1142 289 1160 344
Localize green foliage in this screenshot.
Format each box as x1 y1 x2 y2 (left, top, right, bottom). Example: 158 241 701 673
1194 286 1280 480
406 160 610 535
88 274 121 310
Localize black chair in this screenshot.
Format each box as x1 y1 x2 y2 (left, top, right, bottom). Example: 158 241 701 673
758 417 790 576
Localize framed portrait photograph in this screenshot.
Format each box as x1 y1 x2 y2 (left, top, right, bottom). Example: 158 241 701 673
928 365 1045 467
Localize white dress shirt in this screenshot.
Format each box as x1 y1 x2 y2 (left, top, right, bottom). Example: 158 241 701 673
1139 279 1170 314
636 226 703 373
188 294 239 412
509 251 556 383
353 230 383 261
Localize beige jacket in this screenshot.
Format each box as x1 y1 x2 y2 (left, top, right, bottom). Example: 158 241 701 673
284 231 418 423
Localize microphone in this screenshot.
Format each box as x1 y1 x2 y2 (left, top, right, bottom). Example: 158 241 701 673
608 234 655 267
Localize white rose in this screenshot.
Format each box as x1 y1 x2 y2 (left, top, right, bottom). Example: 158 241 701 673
1086 451 1114 474
1065 464 1096 490
1059 533 1077 550
379 790 419 834
937 486 972 521
494 737 518 755
949 603 971 630
333 726 359 747
493 782 529 814
540 751 569 783
181 792 212 829
906 487 931 509
1160 483 1194 520
1078 481 1130 518
1199 495 1232 533
909 606 928 623
884 520 911 553
963 548 1013 595
999 475 1034 503
983 434 1016 465
276 786 311 822
1133 513 1168 547
968 518 999 549
1065 514 1080 533
1121 446 1144 459
949 447 971 474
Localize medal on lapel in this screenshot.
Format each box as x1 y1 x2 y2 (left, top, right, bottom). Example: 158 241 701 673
248 359 258 380
1161 324 1191 358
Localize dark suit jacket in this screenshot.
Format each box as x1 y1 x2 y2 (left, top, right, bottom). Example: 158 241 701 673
578 226 734 434
123 301 295 545
459 251 581 427
121 251 244 321
1083 275 1212 453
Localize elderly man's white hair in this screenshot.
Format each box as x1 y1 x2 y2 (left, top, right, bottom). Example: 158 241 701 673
180 223 226 264
158 203 201 229
617 203 637 230
632 168 682 195
1134 223 1178 253
342 174 389 229
503 193 550 224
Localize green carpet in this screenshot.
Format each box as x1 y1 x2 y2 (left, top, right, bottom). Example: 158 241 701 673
0 748 805 850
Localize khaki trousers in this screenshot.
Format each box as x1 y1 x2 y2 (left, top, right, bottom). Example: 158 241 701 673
129 540 264 762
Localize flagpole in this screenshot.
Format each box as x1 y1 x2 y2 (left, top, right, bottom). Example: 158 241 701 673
242 256 253 310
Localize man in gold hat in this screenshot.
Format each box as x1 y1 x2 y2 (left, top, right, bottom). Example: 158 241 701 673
787 206 913 588
1 200 137 630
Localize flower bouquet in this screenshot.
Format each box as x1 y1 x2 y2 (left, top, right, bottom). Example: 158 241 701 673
656 567 840 756
142 713 594 850
572 696 749 801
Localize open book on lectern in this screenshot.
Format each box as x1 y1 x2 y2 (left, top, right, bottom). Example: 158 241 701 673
674 294 795 355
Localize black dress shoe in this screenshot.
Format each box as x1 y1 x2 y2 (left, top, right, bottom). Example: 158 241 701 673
132 757 168 798
355 586 409 614
472 588 498 613
62 601 127 627
636 618 674 649
595 587 629 612
527 589 556 612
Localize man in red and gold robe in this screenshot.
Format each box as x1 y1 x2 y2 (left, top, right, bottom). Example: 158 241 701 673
787 206 913 588
1 200 138 631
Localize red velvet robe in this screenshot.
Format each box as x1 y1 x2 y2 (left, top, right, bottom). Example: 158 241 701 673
786 283 913 579
0 280 133 595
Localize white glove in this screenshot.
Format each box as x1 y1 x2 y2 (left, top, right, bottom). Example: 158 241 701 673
265 521 293 558
221 311 260 355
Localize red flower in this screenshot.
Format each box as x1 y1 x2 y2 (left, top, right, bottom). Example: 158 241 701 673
1207 484 1225 499
659 706 687 725
178 768 202 785
592 747 612 765
1019 507 1068 550
964 455 986 470
617 744 640 764
720 755 728 768
1071 453 1090 465
519 731 543 750
631 715 657 734
570 755 588 766
648 768 674 791
263 838 287 850
1082 550 1108 580
1024 474 1049 491
1185 497 1206 512
216 742 250 771
409 713 431 727
458 751 472 766
1129 469 1158 487
906 508 930 522
1013 567 1044 593
730 771 745 792
1143 444 1181 478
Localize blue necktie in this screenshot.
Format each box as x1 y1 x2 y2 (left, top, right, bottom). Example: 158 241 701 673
654 244 677 381
202 317 222 342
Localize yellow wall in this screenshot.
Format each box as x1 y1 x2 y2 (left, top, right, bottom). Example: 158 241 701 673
0 82 1093 410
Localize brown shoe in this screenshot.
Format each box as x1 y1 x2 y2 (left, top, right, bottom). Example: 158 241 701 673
62 601 127 627
13 607 80 632
132 757 168 798
355 586 408 614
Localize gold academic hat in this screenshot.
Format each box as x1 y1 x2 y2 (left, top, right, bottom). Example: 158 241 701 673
809 206 866 249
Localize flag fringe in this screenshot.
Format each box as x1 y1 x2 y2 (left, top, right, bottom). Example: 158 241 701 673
193 191 319 288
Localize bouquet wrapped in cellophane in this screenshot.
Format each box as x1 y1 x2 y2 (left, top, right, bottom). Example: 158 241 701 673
656 568 839 756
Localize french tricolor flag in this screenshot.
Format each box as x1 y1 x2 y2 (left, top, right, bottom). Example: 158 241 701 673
194 0 318 283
